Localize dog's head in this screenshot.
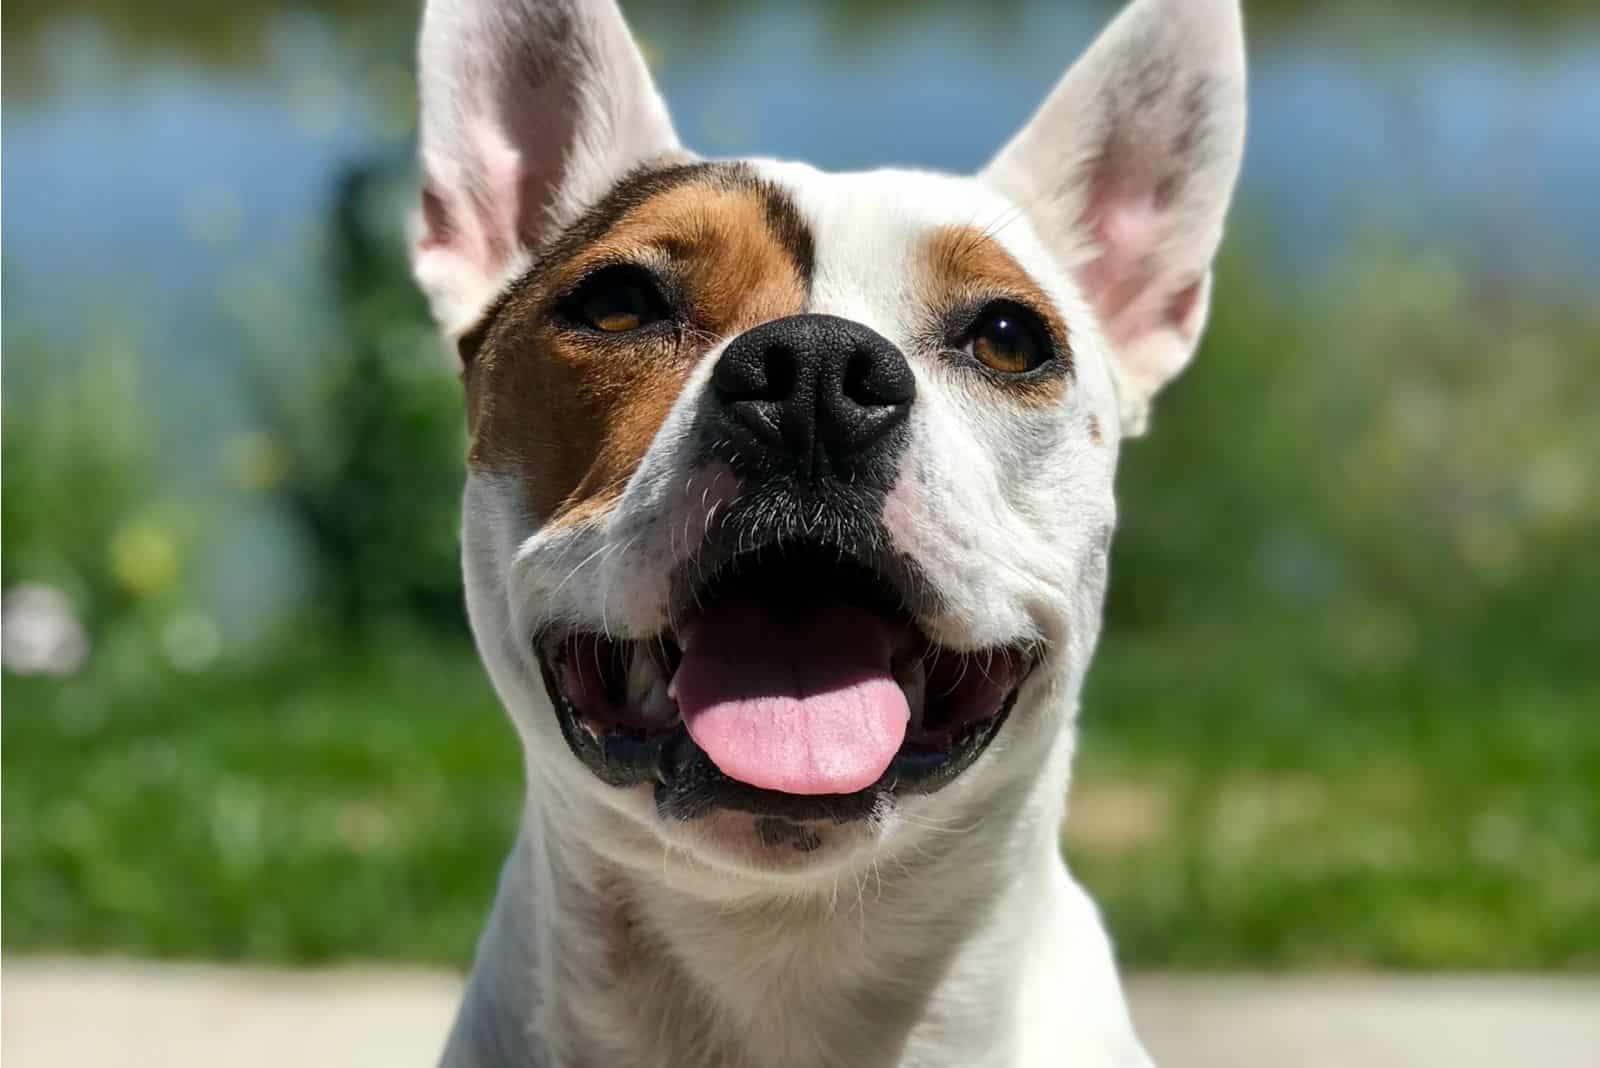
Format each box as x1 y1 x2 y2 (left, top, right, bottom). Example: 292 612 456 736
413 0 1244 882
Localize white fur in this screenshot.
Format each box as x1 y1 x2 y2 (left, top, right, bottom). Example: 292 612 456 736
416 1 1247 1065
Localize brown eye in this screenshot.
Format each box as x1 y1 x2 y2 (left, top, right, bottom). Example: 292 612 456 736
566 265 669 333
965 302 1051 374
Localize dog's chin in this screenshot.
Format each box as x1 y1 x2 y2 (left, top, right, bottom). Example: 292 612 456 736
532 546 1031 870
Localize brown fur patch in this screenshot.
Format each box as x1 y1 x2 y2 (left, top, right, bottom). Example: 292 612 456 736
1087 413 1103 444
465 164 810 526
916 224 1072 402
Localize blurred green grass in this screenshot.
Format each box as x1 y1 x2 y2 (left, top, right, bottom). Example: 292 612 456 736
5 605 1596 968
4 162 1598 967
1074 629 1600 969
2 636 515 962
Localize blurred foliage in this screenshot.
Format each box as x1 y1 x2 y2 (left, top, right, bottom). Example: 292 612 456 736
6 0 1596 96
2 0 397 95
247 163 468 634
1109 245 1598 675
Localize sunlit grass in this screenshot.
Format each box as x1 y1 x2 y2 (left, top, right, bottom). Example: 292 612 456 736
1072 620 1600 970
2 635 518 964
5 619 1596 968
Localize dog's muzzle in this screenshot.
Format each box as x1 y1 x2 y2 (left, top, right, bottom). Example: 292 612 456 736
535 545 1030 824
532 315 1031 823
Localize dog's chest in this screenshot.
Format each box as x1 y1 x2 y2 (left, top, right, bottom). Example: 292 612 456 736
549 877 1020 1068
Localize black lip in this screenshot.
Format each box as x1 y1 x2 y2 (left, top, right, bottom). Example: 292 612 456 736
536 648 673 789
534 639 1025 822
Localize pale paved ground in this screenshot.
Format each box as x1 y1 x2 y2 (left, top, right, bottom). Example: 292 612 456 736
4 958 1598 1067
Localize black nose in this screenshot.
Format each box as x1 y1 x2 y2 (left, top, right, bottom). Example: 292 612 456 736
711 314 915 480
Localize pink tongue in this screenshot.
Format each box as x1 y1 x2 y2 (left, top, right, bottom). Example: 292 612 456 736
673 595 908 796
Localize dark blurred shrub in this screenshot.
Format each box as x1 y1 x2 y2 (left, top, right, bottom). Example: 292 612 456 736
249 162 468 635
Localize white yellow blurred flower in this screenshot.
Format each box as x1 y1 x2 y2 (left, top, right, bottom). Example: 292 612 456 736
2 584 90 676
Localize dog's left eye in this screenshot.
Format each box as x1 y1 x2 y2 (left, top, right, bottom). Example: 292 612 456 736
963 302 1052 374
566 265 670 333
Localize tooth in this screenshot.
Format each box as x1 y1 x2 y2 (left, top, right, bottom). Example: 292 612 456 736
893 653 927 730
627 644 680 725
641 677 677 726
626 646 658 708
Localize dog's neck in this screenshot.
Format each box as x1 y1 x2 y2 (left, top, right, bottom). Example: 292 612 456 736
442 740 1078 1068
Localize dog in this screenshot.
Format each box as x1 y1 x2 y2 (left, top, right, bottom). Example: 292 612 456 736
411 0 1244 1064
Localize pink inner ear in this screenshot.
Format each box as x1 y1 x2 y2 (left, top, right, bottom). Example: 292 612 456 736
1075 126 1214 346
419 186 455 251
1074 159 1216 408
417 115 539 291
1080 192 1168 349
1166 276 1205 337
468 117 525 269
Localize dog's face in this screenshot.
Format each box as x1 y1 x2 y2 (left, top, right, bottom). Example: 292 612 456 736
414 0 1244 883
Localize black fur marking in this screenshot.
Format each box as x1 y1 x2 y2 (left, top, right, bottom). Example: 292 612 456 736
750 177 816 288
473 160 816 343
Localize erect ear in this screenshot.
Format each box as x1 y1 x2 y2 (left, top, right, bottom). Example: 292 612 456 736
413 0 681 347
982 0 1246 435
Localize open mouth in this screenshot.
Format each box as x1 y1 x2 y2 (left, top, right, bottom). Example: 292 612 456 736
534 548 1029 821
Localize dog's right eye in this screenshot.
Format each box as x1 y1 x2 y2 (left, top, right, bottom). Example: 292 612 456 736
564 265 671 334
961 300 1054 374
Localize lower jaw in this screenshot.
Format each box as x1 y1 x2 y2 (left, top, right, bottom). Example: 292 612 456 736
537 653 1020 823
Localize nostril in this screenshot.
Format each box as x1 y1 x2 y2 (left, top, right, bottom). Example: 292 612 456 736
843 344 916 409
762 344 798 402
842 348 873 406
714 342 797 403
